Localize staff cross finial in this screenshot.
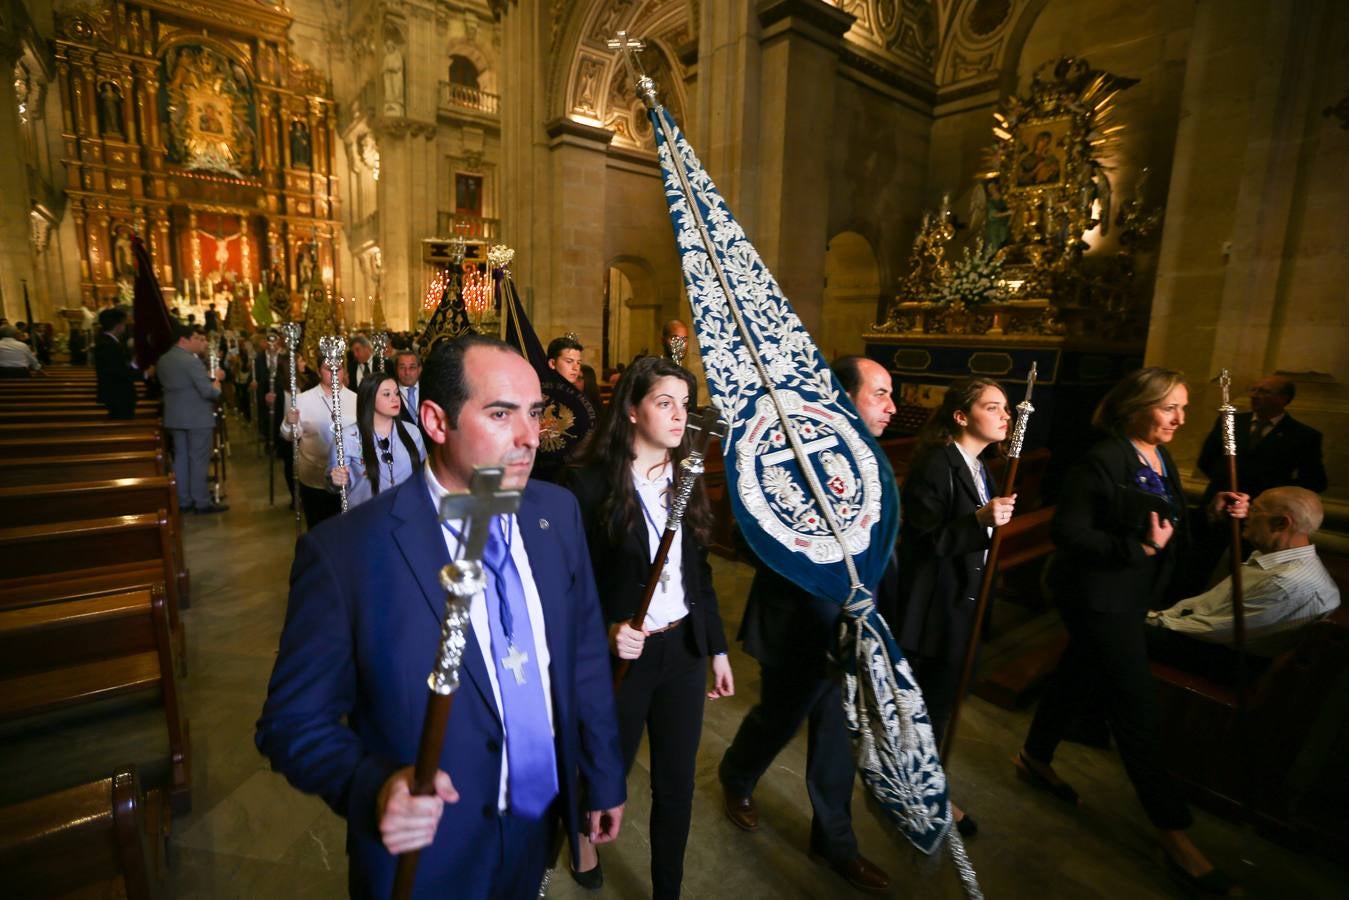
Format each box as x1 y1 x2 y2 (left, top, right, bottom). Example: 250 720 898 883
608 29 659 109
687 406 728 454
1219 368 1232 407
439 466 524 562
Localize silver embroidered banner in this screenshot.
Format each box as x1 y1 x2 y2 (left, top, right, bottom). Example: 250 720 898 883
645 91 979 896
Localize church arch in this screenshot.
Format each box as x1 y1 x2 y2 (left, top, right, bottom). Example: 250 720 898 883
821 230 882 360
549 0 691 147
443 39 496 96
605 254 662 369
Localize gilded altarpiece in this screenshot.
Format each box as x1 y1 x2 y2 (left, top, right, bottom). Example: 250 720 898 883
54 0 341 316
865 58 1164 494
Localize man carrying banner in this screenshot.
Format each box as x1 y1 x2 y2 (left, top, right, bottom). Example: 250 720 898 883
717 355 896 894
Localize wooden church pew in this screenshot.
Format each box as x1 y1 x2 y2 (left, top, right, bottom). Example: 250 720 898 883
0 451 167 486
0 431 164 459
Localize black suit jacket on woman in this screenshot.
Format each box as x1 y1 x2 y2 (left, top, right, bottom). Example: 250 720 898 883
1048 436 1190 613
565 464 729 659
890 443 994 662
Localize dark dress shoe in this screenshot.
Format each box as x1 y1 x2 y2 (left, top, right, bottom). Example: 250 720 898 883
723 789 759 832
1164 853 1243 896
811 853 890 894
1013 752 1080 806
195 503 230 514
569 851 603 891
955 812 978 838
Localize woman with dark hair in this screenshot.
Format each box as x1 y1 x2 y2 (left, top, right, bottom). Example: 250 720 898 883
328 371 424 507
1016 367 1247 895
888 377 1015 838
565 355 734 898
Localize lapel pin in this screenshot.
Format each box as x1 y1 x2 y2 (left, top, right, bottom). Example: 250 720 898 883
539 518 550 530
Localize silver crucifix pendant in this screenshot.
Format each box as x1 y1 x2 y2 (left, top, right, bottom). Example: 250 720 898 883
502 643 529 686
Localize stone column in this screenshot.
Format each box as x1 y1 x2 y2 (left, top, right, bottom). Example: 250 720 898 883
378 124 439 330
692 0 762 224
498 0 554 318
752 0 853 333
1150 0 1348 511
0 40 37 320
543 118 613 348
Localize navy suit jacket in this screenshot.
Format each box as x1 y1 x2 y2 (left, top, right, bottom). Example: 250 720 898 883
256 474 625 898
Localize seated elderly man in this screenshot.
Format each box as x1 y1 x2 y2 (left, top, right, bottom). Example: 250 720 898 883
1147 486 1340 680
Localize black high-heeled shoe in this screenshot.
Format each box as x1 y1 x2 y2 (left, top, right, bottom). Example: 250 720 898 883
1013 752 1080 806
569 850 603 891
1164 852 1242 896
955 812 978 838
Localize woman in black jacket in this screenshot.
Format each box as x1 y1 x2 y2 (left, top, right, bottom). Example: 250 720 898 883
1016 368 1247 895
565 355 734 899
890 377 1015 837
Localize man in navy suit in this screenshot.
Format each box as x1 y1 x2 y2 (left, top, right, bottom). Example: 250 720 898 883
257 335 626 898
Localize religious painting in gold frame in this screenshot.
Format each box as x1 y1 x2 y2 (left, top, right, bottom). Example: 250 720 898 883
1009 116 1072 192
161 44 257 177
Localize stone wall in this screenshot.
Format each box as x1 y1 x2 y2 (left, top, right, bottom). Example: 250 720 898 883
1148 0 1348 520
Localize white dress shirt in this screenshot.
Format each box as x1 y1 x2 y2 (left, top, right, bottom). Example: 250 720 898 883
280 385 358 488
1150 544 1340 655
424 464 555 812
633 462 690 630
953 442 993 550
0 337 40 372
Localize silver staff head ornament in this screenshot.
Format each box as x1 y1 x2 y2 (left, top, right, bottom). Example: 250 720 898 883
1217 368 1237 456
427 466 524 694
1007 361 1038 458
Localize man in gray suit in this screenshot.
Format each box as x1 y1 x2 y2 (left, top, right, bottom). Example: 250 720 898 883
159 323 228 514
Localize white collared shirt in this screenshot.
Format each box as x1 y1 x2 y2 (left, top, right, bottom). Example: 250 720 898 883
633 462 689 630
1151 544 1340 655
423 464 555 812
280 385 358 488
952 442 993 549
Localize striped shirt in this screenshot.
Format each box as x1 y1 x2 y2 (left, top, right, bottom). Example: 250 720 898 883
1151 544 1340 655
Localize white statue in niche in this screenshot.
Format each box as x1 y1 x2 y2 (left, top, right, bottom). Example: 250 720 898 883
383 40 405 115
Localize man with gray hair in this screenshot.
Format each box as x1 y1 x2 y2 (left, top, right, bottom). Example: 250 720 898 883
1148 486 1340 671
345 334 376 388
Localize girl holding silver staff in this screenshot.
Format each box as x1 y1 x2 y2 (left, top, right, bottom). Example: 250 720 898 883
564 356 734 898
1016 368 1248 895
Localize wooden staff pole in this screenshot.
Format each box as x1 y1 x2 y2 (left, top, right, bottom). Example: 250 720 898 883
941 363 1037 765
392 467 520 900
1218 370 1250 806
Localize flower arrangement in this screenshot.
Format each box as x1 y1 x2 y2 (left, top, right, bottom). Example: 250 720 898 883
938 239 1005 306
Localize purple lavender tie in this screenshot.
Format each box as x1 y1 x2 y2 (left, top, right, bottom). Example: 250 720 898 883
482 517 558 818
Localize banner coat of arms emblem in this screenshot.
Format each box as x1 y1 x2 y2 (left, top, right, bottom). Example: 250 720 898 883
631 63 981 896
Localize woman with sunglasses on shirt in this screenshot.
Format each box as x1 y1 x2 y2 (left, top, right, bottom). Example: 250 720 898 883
329 371 424 508
564 355 734 899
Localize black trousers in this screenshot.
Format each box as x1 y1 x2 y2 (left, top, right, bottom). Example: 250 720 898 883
615 620 705 900
300 483 342 529
1024 604 1193 830
719 663 858 862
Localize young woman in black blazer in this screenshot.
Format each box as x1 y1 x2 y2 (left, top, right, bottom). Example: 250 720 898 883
1016 368 1248 895
889 377 1016 837
565 356 734 899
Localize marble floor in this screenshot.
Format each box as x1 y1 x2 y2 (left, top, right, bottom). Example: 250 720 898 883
163 421 1347 899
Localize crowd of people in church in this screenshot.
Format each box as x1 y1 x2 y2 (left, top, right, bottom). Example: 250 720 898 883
35 298 1336 899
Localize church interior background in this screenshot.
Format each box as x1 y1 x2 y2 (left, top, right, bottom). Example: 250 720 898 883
3 0 1345 516
2 0 1348 896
